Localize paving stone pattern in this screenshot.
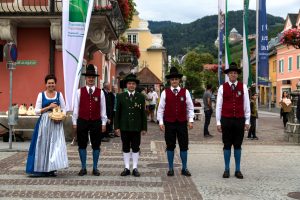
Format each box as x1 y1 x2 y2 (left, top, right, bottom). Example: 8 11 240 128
0 112 299 200
0 121 203 200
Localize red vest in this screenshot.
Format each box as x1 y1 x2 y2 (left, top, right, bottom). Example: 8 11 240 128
164 88 187 122
221 82 245 118
79 87 101 120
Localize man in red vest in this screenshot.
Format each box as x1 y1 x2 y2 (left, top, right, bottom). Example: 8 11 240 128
157 66 194 176
216 62 250 179
72 64 107 176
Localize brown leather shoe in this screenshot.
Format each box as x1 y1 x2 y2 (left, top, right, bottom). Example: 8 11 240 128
235 171 243 179
223 170 230 178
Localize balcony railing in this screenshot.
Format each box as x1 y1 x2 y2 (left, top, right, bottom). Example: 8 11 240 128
0 0 62 15
117 51 133 64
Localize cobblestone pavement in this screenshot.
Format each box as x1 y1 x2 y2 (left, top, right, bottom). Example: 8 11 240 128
0 111 299 200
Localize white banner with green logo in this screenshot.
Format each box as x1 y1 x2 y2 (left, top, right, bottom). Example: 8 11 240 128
62 0 94 111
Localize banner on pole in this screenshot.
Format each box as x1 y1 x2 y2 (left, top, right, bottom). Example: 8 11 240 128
258 0 269 86
218 0 225 85
224 0 231 82
62 0 94 111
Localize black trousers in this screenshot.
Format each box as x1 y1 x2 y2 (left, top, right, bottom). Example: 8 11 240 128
77 118 102 150
164 121 188 151
282 112 289 127
204 109 213 135
221 117 245 150
121 131 141 153
248 116 257 138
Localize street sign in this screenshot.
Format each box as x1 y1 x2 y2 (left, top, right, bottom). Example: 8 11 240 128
16 60 38 66
3 42 18 63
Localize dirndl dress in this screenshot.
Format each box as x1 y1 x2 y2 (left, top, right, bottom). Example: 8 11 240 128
26 92 69 174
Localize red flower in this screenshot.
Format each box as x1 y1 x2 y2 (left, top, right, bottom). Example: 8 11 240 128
280 28 300 49
116 42 140 58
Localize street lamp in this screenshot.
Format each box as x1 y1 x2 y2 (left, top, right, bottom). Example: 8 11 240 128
182 75 187 88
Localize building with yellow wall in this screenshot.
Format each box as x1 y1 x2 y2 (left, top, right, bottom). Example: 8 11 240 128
123 12 167 86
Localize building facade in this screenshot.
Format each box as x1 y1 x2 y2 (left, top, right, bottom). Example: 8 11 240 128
116 12 167 89
275 11 300 106
0 0 126 111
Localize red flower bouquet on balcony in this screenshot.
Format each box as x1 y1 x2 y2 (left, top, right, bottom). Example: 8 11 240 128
94 4 113 12
116 42 140 58
280 28 300 49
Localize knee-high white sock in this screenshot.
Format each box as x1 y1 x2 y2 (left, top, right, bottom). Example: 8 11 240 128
123 152 130 169
132 152 139 169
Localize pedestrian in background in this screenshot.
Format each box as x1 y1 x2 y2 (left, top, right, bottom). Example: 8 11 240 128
248 88 258 140
114 74 147 177
203 84 213 137
26 74 68 177
280 91 292 128
157 66 194 177
216 62 250 179
147 87 158 122
102 82 115 141
72 64 107 176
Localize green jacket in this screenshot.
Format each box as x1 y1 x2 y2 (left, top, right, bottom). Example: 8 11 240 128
114 91 147 132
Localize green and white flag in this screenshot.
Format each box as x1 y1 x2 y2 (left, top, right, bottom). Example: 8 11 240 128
243 0 252 86
63 0 94 111
225 0 231 81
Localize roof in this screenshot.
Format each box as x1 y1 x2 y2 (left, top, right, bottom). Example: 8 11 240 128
136 67 162 84
288 13 298 27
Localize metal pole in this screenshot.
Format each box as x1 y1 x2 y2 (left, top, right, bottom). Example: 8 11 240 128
268 81 272 111
8 68 13 149
256 0 259 97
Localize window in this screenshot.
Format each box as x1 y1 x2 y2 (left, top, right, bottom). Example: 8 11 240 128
288 57 292 71
279 59 284 73
297 55 300 70
127 33 138 44
273 60 277 72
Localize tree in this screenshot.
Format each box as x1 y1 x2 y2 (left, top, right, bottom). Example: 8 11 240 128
181 51 214 97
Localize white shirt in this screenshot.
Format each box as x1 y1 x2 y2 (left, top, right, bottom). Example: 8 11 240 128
215 81 250 126
147 91 158 105
72 86 107 125
127 90 135 96
35 91 66 115
157 86 194 125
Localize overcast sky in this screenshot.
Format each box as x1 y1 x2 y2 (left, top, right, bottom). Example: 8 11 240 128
134 0 299 23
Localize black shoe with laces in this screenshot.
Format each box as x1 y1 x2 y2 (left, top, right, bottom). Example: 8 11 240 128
167 169 174 176
235 171 244 179
120 168 130 176
181 169 191 176
132 168 140 177
223 170 230 178
92 169 100 176
78 168 87 176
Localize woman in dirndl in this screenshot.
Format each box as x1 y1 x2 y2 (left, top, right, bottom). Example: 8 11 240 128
26 74 68 177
